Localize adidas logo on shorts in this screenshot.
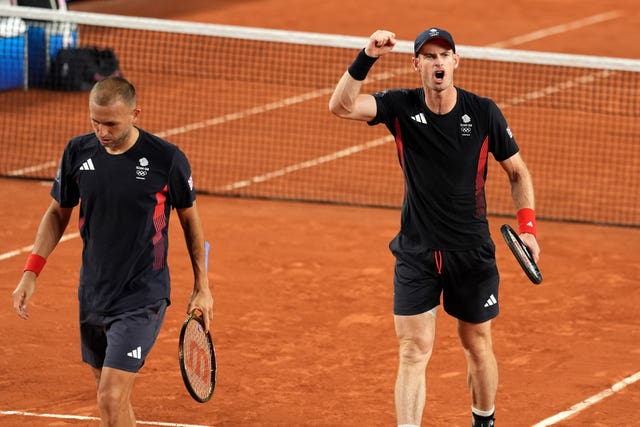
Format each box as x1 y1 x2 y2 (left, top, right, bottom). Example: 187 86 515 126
484 294 497 307
127 346 142 359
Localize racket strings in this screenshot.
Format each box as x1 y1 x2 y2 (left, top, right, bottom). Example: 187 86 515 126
183 320 213 398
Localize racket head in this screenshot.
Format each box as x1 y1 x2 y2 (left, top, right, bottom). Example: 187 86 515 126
500 224 543 285
178 312 216 403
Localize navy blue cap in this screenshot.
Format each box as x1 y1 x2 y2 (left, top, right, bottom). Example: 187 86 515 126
414 27 456 55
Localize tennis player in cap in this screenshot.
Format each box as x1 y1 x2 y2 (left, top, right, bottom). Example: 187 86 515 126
329 27 540 427
12 76 213 426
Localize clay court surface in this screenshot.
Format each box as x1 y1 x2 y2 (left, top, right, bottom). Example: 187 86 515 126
1 0 640 426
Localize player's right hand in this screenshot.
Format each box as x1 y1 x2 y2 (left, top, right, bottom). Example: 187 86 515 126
12 272 37 319
365 30 397 58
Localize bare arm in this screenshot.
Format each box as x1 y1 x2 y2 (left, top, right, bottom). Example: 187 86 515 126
177 201 214 333
328 30 397 121
12 199 73 319
499 152 540 261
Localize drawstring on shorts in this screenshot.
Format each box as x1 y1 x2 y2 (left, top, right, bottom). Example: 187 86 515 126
434 250 443 275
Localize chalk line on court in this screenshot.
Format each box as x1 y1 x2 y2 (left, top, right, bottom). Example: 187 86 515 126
7 160 58 177
217 135 394 191
0 409 210 427
490 10 622 49
531 370 640 426
0 232 80 261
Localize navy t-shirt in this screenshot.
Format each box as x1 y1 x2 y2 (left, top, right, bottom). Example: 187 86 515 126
370 87 519 250
51 128 196 315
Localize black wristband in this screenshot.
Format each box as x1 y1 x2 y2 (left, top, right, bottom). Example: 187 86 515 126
347 48 378 81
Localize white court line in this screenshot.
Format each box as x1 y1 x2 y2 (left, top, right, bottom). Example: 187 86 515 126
531 370 640 426
7 160 58 177
0 232 80 261
489 10 622 48
8 88 338 178
0 410 209 427
218 135 394 191
498 69 612 109
155 88 334 139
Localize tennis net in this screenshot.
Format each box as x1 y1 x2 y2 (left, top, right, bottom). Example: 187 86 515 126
1 6 639 227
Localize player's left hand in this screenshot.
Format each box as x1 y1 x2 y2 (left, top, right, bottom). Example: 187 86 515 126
519 232 540 262
187 286 214 333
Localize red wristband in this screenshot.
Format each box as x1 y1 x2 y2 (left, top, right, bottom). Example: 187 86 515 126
517 208 536 236
24 254 47 276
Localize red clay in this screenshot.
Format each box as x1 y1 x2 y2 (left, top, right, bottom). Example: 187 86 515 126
1 1 639 426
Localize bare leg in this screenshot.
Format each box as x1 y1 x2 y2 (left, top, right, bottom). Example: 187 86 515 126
394 311 437 426
458 319 498 413
92 366 138 427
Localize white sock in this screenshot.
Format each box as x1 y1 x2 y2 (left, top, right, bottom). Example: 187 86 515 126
472 405 495 417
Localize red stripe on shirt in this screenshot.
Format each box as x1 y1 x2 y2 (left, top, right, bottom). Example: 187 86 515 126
394 119 408 197
475 136 489 217
152 185 168 270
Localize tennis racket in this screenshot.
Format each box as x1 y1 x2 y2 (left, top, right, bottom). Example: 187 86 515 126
178 241 216 403
500 224 543 285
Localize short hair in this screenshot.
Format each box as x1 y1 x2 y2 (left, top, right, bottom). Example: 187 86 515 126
90 76 136 107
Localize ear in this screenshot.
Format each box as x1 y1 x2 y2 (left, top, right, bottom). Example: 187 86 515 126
453 53 460 70
131 107 141 123
412 56 420 71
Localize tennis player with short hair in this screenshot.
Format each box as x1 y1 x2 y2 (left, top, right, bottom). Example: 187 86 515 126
12 76 213 426
329 28 540 427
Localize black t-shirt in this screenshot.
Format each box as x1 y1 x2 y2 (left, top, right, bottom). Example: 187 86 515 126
51 128 196 315
370 87 519 250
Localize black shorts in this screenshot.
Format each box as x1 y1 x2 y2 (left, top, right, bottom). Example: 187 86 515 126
390 233 499 323
79 299 168 373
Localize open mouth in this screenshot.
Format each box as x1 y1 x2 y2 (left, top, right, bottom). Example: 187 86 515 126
435 70 445 79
